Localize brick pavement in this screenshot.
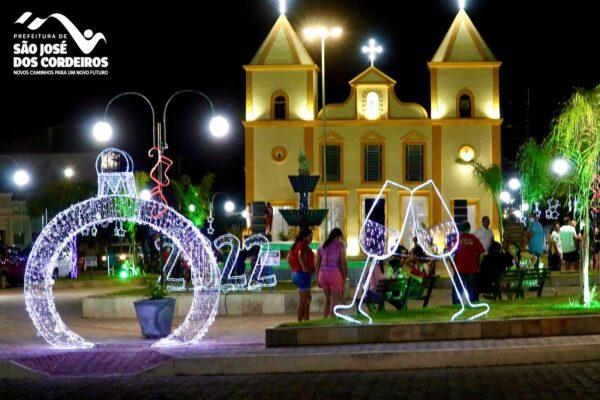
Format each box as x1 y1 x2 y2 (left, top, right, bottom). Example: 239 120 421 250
1 361 600 400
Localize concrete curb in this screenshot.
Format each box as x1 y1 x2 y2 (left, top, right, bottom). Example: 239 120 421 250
83 290 329 319
266 315 600 347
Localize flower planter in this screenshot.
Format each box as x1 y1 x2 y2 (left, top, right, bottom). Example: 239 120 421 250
134 297 176 339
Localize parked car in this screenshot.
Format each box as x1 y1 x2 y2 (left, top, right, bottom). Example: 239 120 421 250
0 246 26 289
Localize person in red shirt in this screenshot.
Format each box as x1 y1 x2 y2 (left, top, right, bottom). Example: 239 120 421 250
287 228 315 321
452 221 485 304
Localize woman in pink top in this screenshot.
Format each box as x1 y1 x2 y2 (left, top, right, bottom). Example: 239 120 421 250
316 228 348 318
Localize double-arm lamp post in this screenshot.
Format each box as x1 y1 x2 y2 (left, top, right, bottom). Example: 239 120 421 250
92 90 229 280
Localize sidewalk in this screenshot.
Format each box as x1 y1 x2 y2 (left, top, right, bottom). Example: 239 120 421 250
4 333 600 378
1 285 598 378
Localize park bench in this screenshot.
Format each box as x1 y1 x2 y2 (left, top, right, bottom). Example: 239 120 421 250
519 268 549 298
487 268 549 300
364 274 437 313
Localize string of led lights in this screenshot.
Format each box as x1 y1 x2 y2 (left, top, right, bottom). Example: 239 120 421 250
245 234 276 291
24 149 220 349
214 233 245 292
333 179 489 324
155 237 185 292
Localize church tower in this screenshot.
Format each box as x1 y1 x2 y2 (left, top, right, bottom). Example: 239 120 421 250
244 15 318 122
429 8 502 228
243 14 319 204
429 9 500 120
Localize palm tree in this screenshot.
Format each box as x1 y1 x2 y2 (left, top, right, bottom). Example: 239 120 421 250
516 139 553 206
471 162 504 240
548 85 600 306
172 173 215 227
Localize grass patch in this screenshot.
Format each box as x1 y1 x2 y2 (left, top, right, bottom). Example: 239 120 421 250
280 295 600 328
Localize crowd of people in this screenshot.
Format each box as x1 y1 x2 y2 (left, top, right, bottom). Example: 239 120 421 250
448 213 592 303
287 212 597 321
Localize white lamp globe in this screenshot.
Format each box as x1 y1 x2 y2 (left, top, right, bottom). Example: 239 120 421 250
13 170 30 187
139 189 152 201
508 178 521 191
513 210 523 219
64 167 75 178
209 115 229 138
224 200 235 213
499 191 511 204
552 158 570 177
188 204 196 213
520 203 530 212
92 121 113 142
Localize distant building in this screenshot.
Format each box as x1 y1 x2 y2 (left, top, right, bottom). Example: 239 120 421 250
244 9 502 254
0 151 97 248
0 193 31 248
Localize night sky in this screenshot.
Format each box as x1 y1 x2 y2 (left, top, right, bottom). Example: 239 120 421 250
3 0 598 204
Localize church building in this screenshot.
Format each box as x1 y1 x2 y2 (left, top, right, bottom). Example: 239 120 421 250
243 7 501 256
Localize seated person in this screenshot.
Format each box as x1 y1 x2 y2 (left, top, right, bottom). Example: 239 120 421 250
479 241 512 293
507 243 538 271
406 237 432 280
365 260 392 303
387 246 408 278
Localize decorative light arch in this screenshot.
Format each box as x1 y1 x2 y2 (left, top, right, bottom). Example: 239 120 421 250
25 148 220 349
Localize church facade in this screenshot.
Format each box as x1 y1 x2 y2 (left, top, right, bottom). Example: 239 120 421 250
243 9 501 256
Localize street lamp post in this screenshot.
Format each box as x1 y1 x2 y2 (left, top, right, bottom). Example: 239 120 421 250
207 192 234 235
0 155 30 188
304 26 342 234
93 90 229 283
206 192 235 235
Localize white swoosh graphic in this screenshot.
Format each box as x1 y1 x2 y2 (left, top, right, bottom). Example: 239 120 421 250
15 12 106 54
15 12 32 24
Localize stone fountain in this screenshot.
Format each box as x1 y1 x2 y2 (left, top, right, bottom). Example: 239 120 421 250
279 149 328 229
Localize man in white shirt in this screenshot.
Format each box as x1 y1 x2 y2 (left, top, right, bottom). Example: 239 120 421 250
474 216 494 254
559 217 580 270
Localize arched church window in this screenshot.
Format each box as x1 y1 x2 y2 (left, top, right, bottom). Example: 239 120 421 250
365 91 380 120
458 94 473 118
274 95 287 120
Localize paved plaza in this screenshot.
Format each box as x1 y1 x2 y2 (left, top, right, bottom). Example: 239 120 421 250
2 361 600 400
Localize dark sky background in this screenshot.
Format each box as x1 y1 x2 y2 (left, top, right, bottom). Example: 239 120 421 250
3 0 598 205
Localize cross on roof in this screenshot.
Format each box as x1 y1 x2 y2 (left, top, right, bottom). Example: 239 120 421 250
279 0 286 15
361 38 383 67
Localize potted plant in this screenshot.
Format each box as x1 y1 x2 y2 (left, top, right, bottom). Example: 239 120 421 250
134 279 176 339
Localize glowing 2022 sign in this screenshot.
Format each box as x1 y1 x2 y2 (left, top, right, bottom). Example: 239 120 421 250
214 233 276 292
333 180 489 324
24 149 220 349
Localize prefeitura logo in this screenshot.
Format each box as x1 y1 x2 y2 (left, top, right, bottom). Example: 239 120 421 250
12 11 110 76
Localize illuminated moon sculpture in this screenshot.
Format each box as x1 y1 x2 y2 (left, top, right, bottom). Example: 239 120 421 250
25 149 220 349
333 179 489 324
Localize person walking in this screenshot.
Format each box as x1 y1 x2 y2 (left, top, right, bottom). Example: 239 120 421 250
287 228 315 322
547 222 562 271
453 221 485 304
474 216 494 254
316 228 348 318
526 212 544 264
560 217 580 270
